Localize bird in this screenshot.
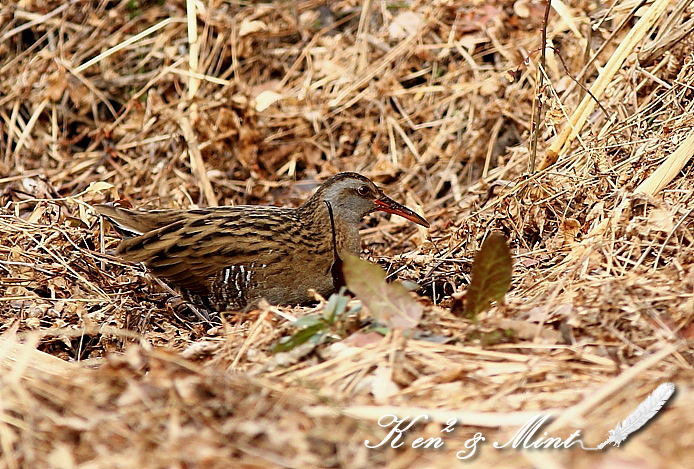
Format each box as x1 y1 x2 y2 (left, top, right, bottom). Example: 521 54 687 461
96 172 429 314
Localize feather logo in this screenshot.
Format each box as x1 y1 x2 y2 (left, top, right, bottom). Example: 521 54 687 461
598 382 675 449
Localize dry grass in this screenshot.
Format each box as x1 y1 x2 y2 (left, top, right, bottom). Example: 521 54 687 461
1 0 694 467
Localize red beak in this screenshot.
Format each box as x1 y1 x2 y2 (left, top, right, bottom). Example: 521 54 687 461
374 196 430 228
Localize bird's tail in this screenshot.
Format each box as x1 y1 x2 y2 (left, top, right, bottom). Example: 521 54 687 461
95 204 179 238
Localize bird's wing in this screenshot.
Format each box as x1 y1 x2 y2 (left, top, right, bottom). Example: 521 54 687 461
110 210 294 294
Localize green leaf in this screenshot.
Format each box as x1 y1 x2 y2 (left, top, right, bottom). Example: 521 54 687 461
292 315 323 328
323 288 349 322
345 304 362 317
401 280 421 292
272 288 352 354
272 322 327 353
462 231 513 320
342 254 423 331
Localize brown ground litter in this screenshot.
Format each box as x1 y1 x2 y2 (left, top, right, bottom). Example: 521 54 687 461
1 1 693 467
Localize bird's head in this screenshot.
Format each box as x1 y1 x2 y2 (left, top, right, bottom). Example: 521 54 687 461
309 172 429 227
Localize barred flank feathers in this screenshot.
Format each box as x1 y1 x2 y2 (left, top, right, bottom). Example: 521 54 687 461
598 382 675 449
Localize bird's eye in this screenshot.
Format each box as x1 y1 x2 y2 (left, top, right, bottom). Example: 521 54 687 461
357 185 370 196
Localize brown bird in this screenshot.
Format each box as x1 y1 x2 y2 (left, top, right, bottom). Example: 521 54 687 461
96 172 429 314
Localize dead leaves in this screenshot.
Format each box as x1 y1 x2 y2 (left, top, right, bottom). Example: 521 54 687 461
452 232 512 320
274 254 425 353
343 254 423 332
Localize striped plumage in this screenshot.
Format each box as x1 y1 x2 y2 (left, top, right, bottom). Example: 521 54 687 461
96 172 429 313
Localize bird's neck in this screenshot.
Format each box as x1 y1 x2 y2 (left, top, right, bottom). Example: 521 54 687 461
299 197 361 256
